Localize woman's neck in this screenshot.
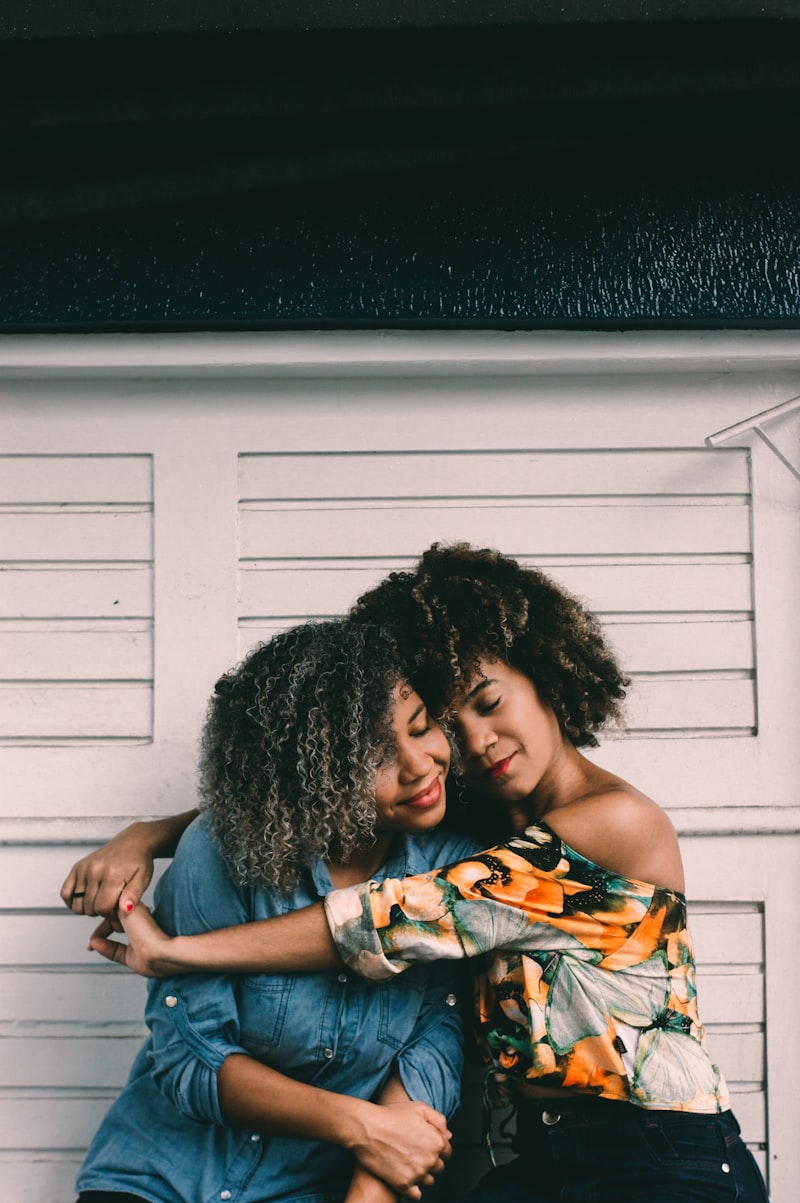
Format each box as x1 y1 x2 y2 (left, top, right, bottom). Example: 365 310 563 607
327 830 396 889
523 745 612 826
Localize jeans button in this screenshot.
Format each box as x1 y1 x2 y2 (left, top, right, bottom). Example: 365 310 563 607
542 1109 561 1126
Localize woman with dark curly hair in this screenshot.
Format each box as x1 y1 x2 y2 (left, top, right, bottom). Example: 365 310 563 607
71 545 768 1203
70 619 479 1203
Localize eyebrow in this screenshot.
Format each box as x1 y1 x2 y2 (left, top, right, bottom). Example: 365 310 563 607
463 677 495 703
408 700 426 724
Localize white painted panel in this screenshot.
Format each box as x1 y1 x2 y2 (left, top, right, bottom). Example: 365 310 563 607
625 677 755 731
606 620 753 673
690 911 763 966
0 567 152 618
551 562 753 613
682 836 771 901
0 1096 113 1150
0 629 152 680
0 1152 85 1203
239 559 754 618
239 449 750 499
704 1030 763 1081
0 971 147 1023
240 502 751 559
0 512 151 561
0 455 151 504
0 685 151 739
0 916 96 966
1 1037 140 1088
696 972 764 1024
760 408 800 475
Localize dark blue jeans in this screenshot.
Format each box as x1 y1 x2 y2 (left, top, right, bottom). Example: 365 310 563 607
77 1194 150 1202
464 1098 769 1203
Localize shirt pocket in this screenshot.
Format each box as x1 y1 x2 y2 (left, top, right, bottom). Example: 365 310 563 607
374 966 427 1051
236 974 295 1055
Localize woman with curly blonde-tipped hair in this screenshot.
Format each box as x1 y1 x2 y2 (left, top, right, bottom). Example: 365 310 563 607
70 619 479 1203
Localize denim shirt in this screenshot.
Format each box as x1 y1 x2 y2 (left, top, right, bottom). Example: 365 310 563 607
77 814 479 1203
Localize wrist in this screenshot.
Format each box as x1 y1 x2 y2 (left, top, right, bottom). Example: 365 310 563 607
126 818 167 858
334 1096 376 1155
156 933 196 975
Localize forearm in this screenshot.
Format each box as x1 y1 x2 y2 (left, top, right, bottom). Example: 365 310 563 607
154 902 343 975
136 809 199 857
217 1055 450 1199
345 1166 398 1203
217 1053 372 1145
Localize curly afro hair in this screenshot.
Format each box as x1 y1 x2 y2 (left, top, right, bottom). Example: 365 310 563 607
350 543 628 749
198 620 405 892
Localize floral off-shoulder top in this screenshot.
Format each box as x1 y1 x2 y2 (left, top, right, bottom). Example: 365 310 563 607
325 821 729 1114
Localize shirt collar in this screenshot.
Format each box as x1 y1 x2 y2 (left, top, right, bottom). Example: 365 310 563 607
307 831 431 897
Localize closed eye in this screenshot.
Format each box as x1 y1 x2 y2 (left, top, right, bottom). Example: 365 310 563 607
410 716 432 737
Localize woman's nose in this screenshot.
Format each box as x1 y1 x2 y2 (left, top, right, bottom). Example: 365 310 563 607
458 718 495 758
397 739 432 781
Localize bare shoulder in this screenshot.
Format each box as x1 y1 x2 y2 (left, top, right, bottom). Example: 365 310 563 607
543 783 685 894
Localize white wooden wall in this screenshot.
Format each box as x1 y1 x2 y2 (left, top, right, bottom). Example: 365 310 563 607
1 332 798 1202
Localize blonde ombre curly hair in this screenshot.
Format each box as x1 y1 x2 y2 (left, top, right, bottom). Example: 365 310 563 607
199 620 404 892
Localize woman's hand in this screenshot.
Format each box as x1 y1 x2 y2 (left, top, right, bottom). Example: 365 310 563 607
88 903 187 977
60 810 198 925
60 822 158 924
349 1099 451 1198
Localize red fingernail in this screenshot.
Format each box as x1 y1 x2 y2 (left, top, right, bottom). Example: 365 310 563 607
124 902 134 912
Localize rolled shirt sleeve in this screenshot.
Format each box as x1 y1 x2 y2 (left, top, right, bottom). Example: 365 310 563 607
143 817 253 1124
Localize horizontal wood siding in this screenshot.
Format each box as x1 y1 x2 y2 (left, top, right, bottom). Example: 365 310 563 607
3 347 798 1202
0 456 153 745
237 449 754 739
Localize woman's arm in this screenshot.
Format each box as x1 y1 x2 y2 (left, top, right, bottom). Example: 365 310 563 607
217 1056 450 1200
344 1075 436 1203
60 809 198 919
89 896 341 975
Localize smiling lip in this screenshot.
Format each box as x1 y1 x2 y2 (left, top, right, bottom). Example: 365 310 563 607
487 753 515 780
404 777 443 809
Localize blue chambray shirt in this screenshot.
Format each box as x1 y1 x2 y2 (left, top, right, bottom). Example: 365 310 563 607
77 814 479 1203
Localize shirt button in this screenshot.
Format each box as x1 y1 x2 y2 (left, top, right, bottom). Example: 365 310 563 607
323 1047 334 1060
220 1192 232 1200
250 1133 261 1142
721 1163 731 1174
337 973 348 984
542 1110 561 1126
165 996 178 1008
445 993 458 1007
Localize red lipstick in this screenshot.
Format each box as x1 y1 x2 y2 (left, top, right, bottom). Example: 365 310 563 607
405 777 443 809
488 754 515 780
